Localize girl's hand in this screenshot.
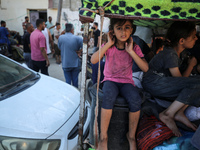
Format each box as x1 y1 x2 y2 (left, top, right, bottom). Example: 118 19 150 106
107 30 115 46
125 37 133 54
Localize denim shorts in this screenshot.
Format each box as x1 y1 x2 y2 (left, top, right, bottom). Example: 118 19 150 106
102 81 141 112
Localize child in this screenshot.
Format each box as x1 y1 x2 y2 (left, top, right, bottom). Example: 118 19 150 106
142 21 200 137
152 38 164 54
91 18 148 150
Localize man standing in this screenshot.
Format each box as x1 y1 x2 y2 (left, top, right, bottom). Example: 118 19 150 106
92 22 100 53
23 23 34 68
46 16 55 40
54 22 61 64
30 19 50 75
42 23 54 55
0 20 11 53
58 23 83 88
22 16 29 34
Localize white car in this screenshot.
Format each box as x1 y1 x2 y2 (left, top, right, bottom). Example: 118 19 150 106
0 54 91 150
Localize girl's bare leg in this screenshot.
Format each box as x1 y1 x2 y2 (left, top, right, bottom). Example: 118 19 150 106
98 108 112 150
174 105 197 131
159 101 185 137
127 110 140 150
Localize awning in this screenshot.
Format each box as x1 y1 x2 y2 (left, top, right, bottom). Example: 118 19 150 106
79 0 200 28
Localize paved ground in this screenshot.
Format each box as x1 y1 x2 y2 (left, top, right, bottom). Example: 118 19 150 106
48 47 93 91
48 54 65 82
47 54 83 90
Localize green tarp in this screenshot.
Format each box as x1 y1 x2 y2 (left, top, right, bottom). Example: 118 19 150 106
79 0 200 28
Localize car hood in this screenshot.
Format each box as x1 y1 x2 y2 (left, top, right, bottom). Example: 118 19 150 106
0 74 80 139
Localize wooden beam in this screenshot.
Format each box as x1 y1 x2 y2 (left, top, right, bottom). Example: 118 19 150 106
78 22 89 150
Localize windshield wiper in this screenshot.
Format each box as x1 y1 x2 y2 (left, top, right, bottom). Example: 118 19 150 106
29 73 40 81
0 73 40 100
0 74 40 98
0 82 24 97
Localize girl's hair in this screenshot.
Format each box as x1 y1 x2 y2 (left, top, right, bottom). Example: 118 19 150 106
165 21 196 47
109 18 136 34
109 18 136 45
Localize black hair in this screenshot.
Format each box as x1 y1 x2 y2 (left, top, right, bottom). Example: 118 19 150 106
153 38 164 54
94 22 98 27
25 16 29 19
1 20 5 25
165 21 196 48
36 19 44 27
26 23 32 29
48 16 52 19
109 18 136 45
109 18 136 34
56 22 60 26
65 23 73 32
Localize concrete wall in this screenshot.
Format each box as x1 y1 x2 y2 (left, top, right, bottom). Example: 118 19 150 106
0 0 50 35
51 0 81 11
61 8 81 35
60 9 110 36
0 0 109 36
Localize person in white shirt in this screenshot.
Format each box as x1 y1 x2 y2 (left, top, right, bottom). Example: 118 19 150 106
54 22 62 64
42 24 54 55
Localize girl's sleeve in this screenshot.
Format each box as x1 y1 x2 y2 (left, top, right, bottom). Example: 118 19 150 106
133 44 144 58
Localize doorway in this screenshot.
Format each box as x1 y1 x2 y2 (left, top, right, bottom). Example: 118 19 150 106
29 10 47 28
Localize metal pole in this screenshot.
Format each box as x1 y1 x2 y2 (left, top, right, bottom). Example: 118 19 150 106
57 0 63 23
78 23 89 150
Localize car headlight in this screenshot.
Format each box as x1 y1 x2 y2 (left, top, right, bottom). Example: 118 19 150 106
0 136 60 150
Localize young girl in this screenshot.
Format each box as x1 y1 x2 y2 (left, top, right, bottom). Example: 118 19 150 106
142 21 200 137
91 19 148 150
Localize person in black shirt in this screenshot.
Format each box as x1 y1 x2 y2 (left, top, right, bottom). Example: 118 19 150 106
23 23 34 68
142 21 200 137
92 22 100 53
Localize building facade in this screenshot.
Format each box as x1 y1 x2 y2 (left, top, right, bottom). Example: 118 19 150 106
0 0 85 35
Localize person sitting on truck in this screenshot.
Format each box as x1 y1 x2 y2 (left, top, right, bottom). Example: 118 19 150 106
91 18 148 150
142 21 200 137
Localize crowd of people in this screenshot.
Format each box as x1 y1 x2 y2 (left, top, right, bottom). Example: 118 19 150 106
0 16 83 87
21 16 83 87
1 15 200 150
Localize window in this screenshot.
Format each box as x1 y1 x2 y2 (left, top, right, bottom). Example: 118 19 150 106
29 10 47 28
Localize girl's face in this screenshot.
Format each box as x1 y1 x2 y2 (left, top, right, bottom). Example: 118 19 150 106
182 30 198 49
113 21 133 43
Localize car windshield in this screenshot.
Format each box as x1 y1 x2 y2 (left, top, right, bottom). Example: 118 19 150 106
0 55 37 93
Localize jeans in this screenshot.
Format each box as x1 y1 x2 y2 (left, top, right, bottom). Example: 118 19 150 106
63 67 80 88
32 60 49 75
102 81 141 112
191 126 200 149
142 71 200 107
23 53 32 69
